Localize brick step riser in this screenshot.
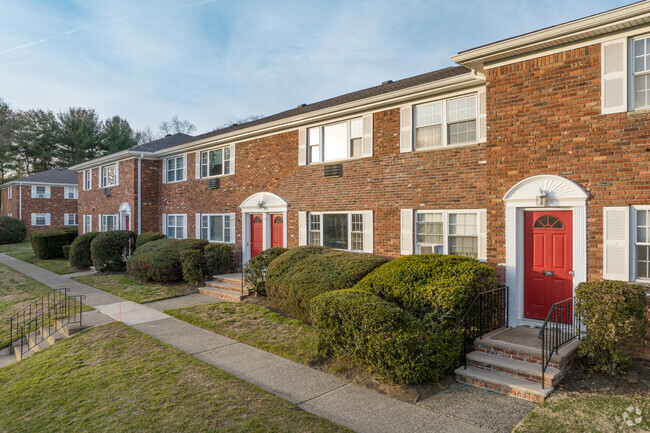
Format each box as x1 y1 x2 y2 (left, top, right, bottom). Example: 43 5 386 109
455 372 546 403
473 344 568 371
212 277 249 287
466 359 558 388
204 283 249 296
198 288 246 302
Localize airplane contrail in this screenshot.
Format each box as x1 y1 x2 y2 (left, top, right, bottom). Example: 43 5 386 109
0 28 79 56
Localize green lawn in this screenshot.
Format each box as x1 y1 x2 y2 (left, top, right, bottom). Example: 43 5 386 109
167 302 320 365
0 322 351 433
515 392 650 433
4 242 70 275
72 273 197 304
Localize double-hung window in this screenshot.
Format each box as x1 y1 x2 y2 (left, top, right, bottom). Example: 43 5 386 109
32 213 49 226
102 214 118 232
308 211 371 253
308 118 364 163
83 170 92 190
32 186 48 198
413 94 477 150
166 156 185 182
167 214 186 239
84 215 92 233
635 209 650 279
101 164 117 188
64 213 78 226
64 187 78 199
200 214 232 243
633 36 650 110
200 147 231 178
415 210 480 258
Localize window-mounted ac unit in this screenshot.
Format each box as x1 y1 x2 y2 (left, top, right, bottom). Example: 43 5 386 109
207 178 220 189
103 188 112 196
37 194 45 198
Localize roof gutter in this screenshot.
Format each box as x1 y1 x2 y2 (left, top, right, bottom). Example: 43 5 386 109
69 150 156 171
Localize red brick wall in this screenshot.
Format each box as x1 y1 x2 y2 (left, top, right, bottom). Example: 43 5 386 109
0 186 19 219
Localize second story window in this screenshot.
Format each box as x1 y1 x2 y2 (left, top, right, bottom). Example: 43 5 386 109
308 118 364 163
83 169 92 190
166 156 185 183
200 147 231 178
64 187 78 199
31 185 50 198
101 164 117 188
413 94 477 150
634 36 650 110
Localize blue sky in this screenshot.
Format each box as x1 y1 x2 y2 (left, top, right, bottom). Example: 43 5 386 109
0 0 636 136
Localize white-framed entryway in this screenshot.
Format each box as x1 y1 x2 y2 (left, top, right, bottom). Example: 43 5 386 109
240 192 289 264
119 202 132 231
503 175 588 327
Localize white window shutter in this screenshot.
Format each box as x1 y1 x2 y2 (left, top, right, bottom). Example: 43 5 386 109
195 152 201 179
362 114 373 157
31 186 36 198
362 211 373 253
601 38 628 114
183 155 188 181
477 90 487 143
195 213 201 239
114 163 119 186
45 186 51 198
162 160 167 184
298 211 307 245
31 214 36 225
228 213 236 244
45 214 50 226
399 106 413 153
97 167 101 188
478 209 487 261
400 209 414 255
603 206 630 281
298 129 307 166
162 213 167 235
98 215 102 232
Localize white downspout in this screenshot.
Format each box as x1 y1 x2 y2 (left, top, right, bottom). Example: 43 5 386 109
18 182 22 221
137 154 143 235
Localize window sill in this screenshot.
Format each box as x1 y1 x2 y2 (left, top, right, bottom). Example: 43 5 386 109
164 179 187 185
199 173 234 180
306 156 366 167
627 107 650 118
412 142 480 153
101 185 118 189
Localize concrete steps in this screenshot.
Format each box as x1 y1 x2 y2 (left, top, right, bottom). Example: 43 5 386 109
200 273 251 302
7 322 88 362
456 327 579 402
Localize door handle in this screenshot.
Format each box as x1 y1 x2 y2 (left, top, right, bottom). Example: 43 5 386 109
569 271 574 276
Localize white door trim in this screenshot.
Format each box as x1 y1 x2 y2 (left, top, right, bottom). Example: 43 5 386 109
240 192 289 264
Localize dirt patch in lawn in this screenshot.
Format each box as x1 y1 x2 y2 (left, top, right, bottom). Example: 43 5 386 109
556 362 650 396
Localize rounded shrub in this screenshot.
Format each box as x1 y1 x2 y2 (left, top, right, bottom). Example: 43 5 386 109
136 232 166 249
265 246 389 322
575 280 649 374
0 216 27 244
31 227 78 259
353 254 496 318
90 230 137 272
127 238 208 283
243 247 287 296
180 249 206 285
69 232 100 270
205 243 234 276
62 244 71 259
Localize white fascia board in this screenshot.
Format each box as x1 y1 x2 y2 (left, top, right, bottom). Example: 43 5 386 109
1 181 78 188
69 151 157 171
154 72 483 156
452 3 650 71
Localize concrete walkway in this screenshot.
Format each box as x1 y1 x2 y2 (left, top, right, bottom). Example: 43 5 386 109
0 253 532 433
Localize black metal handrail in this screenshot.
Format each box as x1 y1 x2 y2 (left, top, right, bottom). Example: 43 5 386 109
538 296 580 389
3 289 70 351
461 286 508 369
18 294 86 357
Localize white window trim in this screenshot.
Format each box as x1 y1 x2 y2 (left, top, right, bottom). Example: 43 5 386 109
164 155 187 184
199 145 234 179
64 213 78 226
414 209 486 260
83 169 92 191
64 186 78 199
31 213 50 226
412 93 478 151
84 215 92 233
307 117 365 165
101 163 118 188
101 214 119 232
631 205 650 283
166 213 187 239
199 213 234 243
308 211 372 253
630 34 650 111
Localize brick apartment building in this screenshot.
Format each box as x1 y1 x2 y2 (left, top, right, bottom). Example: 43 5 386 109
71 1 650 353
0 168 79 237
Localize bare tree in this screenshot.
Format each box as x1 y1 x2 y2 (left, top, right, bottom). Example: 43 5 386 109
160 116 196 135
215 114 264 130
137 126 157 144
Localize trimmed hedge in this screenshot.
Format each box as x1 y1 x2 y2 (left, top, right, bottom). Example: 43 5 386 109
136 232 166 249
205 243 234 276
311 289 462 384
69 232 100 269
0 216 27 244
90 231 137 272
180 250 205 285
31 227 78 259
243 247 287 296
265 246 389 322
62 245 71 259
127 238 208 283
353 254 497 318
575 280 648 374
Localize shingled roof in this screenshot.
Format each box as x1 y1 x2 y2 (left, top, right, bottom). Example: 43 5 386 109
130 133 195 153
11 168 78 185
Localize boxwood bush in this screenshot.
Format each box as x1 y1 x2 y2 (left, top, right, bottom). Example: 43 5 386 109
353 254 497 318
90 231 137 272
243 247 287 296
127 238 208 283
136 232 166 249
205 243 234 276
69 232 100 270
265 246 389 322
180 249 206 285
311 289 462 384
62 244 71 259
575 280 648 374
0 216 27 244
31 227 78 259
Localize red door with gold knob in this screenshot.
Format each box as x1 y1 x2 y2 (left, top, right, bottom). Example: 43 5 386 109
250 214 263 258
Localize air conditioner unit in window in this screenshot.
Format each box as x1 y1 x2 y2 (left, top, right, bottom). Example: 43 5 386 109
207 178 220 189
103 188 112 196
37 194 45 198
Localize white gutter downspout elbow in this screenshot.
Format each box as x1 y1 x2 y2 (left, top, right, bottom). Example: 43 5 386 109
138 154 143 235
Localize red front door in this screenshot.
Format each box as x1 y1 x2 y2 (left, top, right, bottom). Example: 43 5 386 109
250 214 263 258
524 211 573 320
124 215 130 231
271 214 283 248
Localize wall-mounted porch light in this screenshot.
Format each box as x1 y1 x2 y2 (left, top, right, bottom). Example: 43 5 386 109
536 189 547 207
257 201 265 209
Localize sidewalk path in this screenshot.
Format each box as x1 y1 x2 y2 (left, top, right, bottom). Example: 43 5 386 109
0 253 532 433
